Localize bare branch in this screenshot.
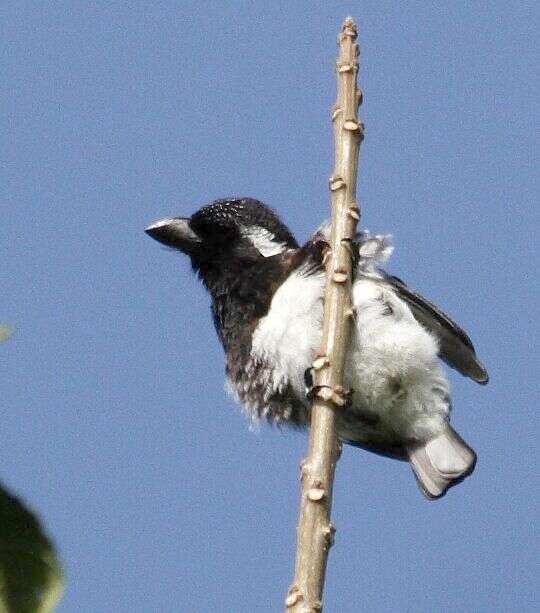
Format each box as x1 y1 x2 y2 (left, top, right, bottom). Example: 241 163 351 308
286 17 363 612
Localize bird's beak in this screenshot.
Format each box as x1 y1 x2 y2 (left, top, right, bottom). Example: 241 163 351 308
145 217 201 249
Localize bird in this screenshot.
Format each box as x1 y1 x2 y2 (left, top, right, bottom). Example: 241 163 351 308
145 197 488 499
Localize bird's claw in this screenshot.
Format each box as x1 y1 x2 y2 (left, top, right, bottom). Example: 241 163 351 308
332 385 354 408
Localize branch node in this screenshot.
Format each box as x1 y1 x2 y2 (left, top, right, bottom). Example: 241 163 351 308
307 487 326 502
321 248 332 267
285 586 302 608
347 205 360 220
332 270 348 283
322 524 336 548
343 119 360 131
341 17 358 40
329 176 346 191
313 355 330 370
340 238 354 257
299 458 311 481
346 306 357 321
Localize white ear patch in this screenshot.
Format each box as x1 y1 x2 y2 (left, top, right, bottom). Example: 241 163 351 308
241 225 287 257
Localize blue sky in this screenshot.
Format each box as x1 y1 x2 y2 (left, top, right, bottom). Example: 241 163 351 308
2 2 538 611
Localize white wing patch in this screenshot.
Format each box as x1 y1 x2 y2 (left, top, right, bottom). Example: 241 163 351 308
240 225 287 257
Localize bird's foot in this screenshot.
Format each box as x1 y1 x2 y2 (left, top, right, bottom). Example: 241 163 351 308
332 385 354 408
304 367 315 400
305 379 354 409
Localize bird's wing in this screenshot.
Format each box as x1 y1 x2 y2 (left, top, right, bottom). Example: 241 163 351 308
382 274 489 384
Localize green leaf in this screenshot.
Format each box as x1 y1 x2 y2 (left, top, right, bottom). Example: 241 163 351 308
0 485 64 612
0 327 13 344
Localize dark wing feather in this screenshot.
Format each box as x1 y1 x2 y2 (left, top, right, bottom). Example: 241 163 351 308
384 274 489 384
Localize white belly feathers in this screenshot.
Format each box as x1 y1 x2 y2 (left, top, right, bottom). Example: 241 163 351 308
245 263 450 442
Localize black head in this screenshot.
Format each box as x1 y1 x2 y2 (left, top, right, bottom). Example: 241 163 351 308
145 198 298 270
146 198 299 355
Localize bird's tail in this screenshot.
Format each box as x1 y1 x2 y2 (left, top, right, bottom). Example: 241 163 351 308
407 425 477 499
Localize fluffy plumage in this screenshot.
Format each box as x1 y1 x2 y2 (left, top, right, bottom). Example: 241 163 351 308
146 197 488 499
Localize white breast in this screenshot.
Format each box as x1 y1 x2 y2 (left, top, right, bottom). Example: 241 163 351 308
249 267 450 442
250 267 325 398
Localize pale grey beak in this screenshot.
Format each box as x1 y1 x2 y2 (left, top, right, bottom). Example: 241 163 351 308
145 217 201 249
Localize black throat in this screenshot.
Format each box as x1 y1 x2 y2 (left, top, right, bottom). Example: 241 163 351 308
191 235 325 382
194 255 290 375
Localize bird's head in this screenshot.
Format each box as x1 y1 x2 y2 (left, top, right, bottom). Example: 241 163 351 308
145 198 298 273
